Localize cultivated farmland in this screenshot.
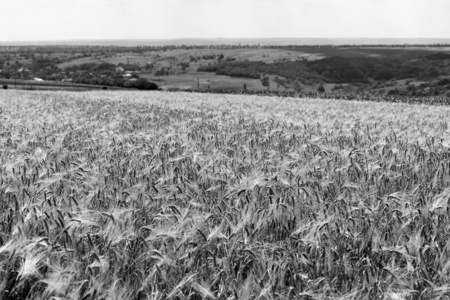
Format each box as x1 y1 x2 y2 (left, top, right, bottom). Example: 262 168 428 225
2 90 450 299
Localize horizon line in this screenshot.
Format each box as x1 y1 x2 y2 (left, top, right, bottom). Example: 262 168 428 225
2 37 450 42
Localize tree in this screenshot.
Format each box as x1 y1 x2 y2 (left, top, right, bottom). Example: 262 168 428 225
132 78 159 90
293 80 302 92
407 84 416 92
261 75 270 89
317 84 325 93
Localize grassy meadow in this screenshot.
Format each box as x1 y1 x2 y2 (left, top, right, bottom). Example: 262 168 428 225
142 72 269 92
2 90 450 299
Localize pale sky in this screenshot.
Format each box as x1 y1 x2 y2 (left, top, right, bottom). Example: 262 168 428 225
0 0 449 41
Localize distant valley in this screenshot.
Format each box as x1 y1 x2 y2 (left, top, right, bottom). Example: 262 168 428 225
1 41 450 96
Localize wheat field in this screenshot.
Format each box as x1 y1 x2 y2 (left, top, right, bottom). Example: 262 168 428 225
1 90 450 299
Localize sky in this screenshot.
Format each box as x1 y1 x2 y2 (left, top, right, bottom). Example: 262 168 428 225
0 0 449 41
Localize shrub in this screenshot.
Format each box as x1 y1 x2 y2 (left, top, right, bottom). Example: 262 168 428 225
388 89 400 95
2 85 7 89
407 84 416 91
131 78 158 90
437 78 450 86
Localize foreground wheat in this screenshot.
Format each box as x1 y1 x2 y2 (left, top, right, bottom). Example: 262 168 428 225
1 90 450 299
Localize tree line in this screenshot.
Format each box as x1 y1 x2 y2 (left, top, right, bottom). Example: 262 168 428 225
198 53 450 84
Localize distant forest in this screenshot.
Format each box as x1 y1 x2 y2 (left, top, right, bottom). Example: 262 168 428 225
199 53 450 84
